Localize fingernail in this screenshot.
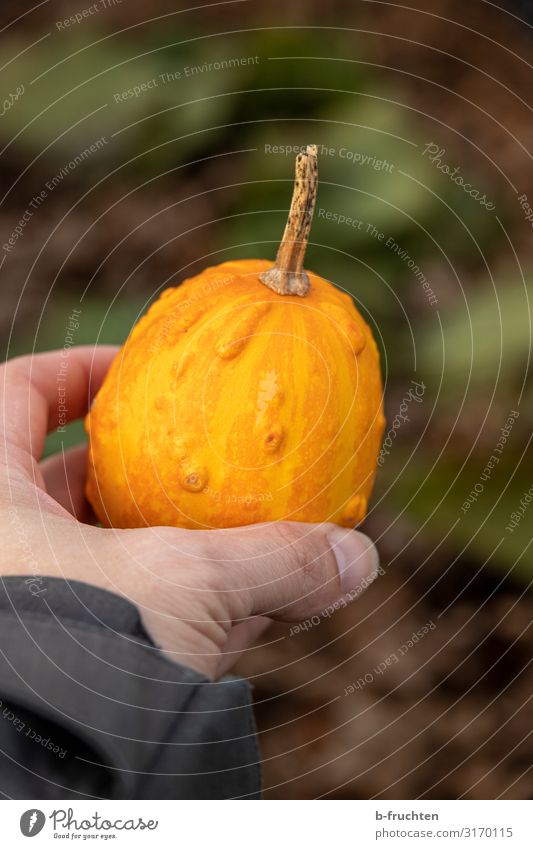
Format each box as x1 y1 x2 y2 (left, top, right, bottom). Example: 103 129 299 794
327 527 380 595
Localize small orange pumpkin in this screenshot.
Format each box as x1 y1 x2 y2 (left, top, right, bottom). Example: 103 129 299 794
86 146 385 530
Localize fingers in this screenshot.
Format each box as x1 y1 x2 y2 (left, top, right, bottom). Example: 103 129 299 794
40 444 95 523
202 521 380 624
0 345 118 479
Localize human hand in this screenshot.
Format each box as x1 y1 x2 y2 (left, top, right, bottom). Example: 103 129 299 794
0 346 380 679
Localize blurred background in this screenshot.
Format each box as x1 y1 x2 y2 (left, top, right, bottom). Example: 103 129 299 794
1 0 532 798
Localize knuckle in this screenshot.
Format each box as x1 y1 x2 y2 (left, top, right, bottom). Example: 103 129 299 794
272 522 323 578
197 558 224 594
3 354 30 376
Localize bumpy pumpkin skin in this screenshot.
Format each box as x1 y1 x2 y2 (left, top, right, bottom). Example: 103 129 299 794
86 259 385 530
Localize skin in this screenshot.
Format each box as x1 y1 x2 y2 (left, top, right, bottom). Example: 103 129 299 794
0 346 379 680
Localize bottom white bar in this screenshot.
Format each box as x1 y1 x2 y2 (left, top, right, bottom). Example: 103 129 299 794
1 799 531 847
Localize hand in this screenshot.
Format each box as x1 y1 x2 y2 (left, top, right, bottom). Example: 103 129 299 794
0 346 380 680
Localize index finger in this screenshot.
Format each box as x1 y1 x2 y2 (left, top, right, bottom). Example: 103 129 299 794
0 345 119 479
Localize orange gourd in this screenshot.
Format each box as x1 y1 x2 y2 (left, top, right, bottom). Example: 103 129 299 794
86 146 385 530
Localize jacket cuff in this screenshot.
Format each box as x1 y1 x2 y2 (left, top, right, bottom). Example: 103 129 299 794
0 576 261 799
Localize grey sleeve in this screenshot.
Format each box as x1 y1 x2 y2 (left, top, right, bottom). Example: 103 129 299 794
0 577 261 799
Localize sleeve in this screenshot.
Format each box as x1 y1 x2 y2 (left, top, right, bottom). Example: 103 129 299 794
0 576 261 800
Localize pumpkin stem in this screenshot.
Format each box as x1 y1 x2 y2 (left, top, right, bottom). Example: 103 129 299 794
259 143 317 296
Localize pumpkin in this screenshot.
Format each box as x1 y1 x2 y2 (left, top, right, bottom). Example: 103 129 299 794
86 145 385 530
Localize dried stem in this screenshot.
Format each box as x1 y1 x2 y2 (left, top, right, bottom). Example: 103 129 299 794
259 144 318 296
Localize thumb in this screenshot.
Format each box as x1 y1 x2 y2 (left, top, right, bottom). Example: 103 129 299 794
205 521 380 624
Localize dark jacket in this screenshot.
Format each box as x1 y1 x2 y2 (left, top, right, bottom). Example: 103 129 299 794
0 577 261 799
